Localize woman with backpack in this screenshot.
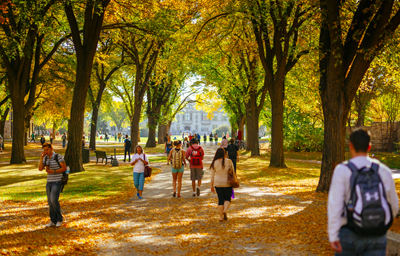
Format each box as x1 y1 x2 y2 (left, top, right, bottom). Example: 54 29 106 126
210 147 236 222
168 141 186 198
131 145 149 199
165 136 173 165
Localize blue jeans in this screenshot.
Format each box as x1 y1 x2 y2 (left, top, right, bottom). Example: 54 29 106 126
46 181 63 224
124 148 131 162
62 140 66 148
336 227 386 256
134 172 145 191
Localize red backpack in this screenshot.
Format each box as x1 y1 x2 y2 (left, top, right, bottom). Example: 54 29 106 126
190 146 203 165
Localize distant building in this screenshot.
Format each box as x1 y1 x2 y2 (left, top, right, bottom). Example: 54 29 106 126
169 101 230 135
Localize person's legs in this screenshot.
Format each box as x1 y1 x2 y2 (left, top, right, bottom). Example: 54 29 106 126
172 172 178 194
177 171 183 196
62 140 65 148
231 158 237 173
124 148 128 162
134 172 140 194
138 172 145 197
47 182 63 224
215 187 225 220
190 169 196 195
128 149 131 162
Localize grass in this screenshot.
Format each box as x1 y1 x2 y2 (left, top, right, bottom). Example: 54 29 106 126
0 162 161 202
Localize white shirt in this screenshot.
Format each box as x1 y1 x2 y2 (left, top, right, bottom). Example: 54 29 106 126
328 156 399 242
131 153 149 173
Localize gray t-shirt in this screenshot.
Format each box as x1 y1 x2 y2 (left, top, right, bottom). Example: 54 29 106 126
43 152 64 182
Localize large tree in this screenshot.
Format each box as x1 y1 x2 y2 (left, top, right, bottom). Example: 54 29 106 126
63 0 111 172
317 0 400 191
0 1 69 163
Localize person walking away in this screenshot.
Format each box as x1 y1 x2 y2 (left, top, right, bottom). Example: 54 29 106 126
168 141 186 198
114 133 117 141
203 134 207 144
189 133 193 141
31 132 35 143
183 137 189 149
328 128 399 255
210 147 236 222
197 133 201 145
164 133 169 144
221 136 228 153
124 135 132 162
131 145 149 199
227 139 239 173
186 139 204 197
61 132 67 148
209 132 213 144
49 133 53 144
38 142 67 227
226 133 229 139
118 132 121 142
214 133 218 145
40 135 46 146
165 136 173 164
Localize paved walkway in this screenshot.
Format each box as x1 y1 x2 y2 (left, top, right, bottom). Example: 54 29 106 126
96 143 317 255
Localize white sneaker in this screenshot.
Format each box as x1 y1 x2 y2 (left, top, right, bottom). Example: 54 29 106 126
55 222 62 227
46 222 55 227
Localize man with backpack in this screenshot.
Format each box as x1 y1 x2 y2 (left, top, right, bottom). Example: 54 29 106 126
328 128 399 255
124 135 132 162
38 142 67 228
185 139 204 197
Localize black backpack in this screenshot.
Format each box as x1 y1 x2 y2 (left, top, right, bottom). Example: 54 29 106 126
125 139 132 149
47 153 69 193
345 162 393 236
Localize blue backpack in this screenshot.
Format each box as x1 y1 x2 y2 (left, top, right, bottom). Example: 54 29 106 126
345 162 393 236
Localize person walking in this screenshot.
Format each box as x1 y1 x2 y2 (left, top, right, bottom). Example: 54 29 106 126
0 135 3 153
209 132 213 144
114 133 117 141
210 147 236 222
227 139 239 173
131 145 149 199
328 128 399 255
203 134 207 144
214 133 218 145
40 135 46 146
31 132 35 143
164 133 169 144
61 132 67 148
123 135 132 162
168 141 186 198
50 133 54 144
220 136 228 153
197 133 201 145
118 132 121 142
38 142 67 227
165 136 173 165
186 139 204 197
104 132 109 142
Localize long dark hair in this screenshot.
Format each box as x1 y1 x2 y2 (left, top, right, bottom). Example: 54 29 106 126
210 148 225 169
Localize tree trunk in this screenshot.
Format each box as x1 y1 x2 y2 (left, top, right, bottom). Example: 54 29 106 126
52 123 56 140
131 105 142 147
89 105 99 150
146 115 157 147
0 108 9 150
236 116 245 140
269 83 286 167
245 93 260 156
64 67 92 173
158 124 167 144
10 103 26 163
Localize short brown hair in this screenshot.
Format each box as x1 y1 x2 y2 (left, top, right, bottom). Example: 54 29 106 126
350 128 371 152
42 142 53 149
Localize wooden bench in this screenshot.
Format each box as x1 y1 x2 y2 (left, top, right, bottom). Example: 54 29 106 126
94 150 114 164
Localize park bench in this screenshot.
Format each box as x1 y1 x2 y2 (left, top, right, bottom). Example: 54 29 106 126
94 150 114 164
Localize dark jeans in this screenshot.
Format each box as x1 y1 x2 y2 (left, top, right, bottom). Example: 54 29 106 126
230 158 237 173
62 140 66 148
335 227 386 256
124 148 131 162
215 187 232 205
46 181 63 224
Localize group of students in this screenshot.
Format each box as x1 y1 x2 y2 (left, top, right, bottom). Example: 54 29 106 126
37 127 400 255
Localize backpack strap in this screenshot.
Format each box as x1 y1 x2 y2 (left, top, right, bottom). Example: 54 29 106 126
346 162 360 209
54 153 62 169
371 162 379 173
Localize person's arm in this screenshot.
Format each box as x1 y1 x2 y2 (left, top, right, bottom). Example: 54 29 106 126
328 165 346 253
236 150 239 162
131 156 139 166
182 150 187 166
168 150 173 162
210 167 215 193
38 153 45 171
53 161 67 174
201 148 204 160
164 142 167 152
185 148 191 161
142 155 149 165
383 167 400 218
